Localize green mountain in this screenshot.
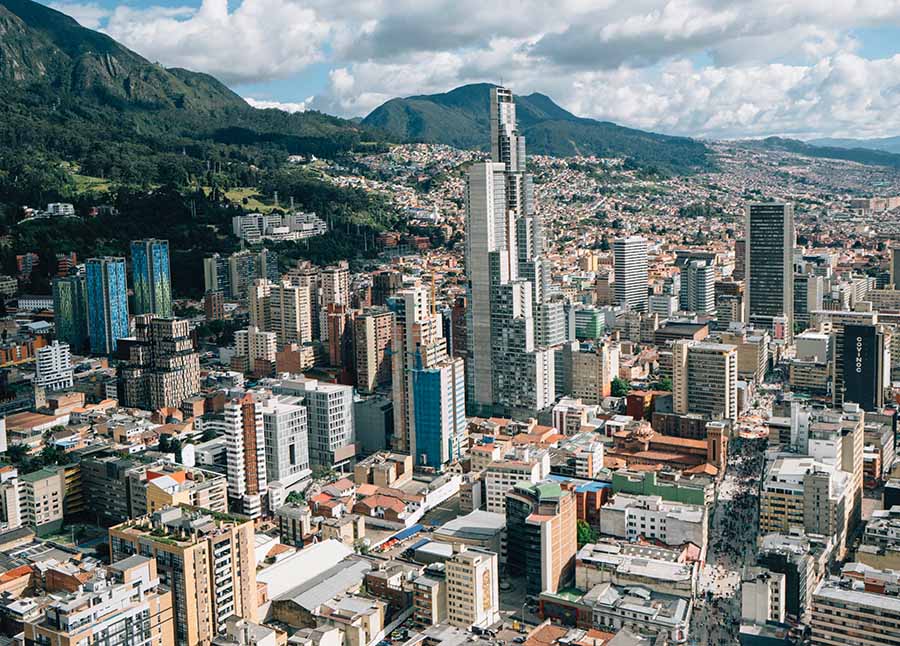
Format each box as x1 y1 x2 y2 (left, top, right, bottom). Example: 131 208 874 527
742 136 900 169
362 83 712 174
0 0 379 193
809 136 900 155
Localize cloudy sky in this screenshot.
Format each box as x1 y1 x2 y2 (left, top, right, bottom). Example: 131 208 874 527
44 0 900 140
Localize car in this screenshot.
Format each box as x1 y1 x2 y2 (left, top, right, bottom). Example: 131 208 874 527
514 637 526 643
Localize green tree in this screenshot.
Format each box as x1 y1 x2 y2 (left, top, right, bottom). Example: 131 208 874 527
577 520 597 547
611 377 630 397
4 443 28 465
655 376 673 391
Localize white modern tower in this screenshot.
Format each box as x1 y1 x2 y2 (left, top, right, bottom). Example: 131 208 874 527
465 86 554 418
613 236 649 312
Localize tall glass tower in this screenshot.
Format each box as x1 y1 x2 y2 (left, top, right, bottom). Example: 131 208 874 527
131 239 173 317
52 272 89 353
86 257 129 355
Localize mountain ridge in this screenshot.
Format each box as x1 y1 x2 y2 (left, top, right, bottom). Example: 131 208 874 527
362 83 713 174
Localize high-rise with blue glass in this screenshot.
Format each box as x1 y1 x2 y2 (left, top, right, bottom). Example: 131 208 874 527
412 355 466 470
52 272 89 353
131 239 173 317
86 257 129 355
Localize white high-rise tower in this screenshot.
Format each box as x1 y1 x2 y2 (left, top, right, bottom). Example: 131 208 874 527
465 87 555 418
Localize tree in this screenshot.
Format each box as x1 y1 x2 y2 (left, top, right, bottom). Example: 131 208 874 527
4 443 28 465
577 520 598 547
611 377 630 397
655 376 673 392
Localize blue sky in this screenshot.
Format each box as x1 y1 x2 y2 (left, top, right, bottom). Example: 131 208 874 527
44 0 900 139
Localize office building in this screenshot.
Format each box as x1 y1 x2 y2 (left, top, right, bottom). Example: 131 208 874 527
506 481 577 595
445 546 500 629
566 341 620 404
811 309 880 409
319 261 351 342
599 494 708 548
35 340 74 392
484 450 549 514
261 395 310 490
678 256 715 315
270 377 355 471
86 257 129 354
110 506 258 646
121 316 201 410
23 556 175 646
892 246 900 288
140 464 229 516
412 356 466 470
53 272 89 353
465 86 554 419
354 307 393 394
811 565 900 646
672 341 738 422
794 273 824 328
841 323 890 411
745 203 794 337
760 457 852 556
20 467 64 535
131 238 173 317
613 236 649 312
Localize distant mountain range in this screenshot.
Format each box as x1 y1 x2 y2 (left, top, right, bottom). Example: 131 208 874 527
739 136 900 170
0 0 375 178
809 136 900 155
362 83 713 174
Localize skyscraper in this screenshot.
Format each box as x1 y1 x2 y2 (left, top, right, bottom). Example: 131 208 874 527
86 257 129 355
613 236 649 312
678 257 716 314
131 238 173 317
52 272 88 353
383 283 468 470
224 393 268 518
465 86 554 418
354 306 394 394
745 203 795 337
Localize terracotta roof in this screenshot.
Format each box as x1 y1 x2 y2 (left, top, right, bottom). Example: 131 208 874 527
0 565 32 583
524 624 568 646
684 463 719 476
649 434 707 450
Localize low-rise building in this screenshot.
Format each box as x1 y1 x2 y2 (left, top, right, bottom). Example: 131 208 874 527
599 494 708 552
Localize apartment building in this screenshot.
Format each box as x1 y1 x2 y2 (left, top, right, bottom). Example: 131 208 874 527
445 546 500 629
110 506 258 646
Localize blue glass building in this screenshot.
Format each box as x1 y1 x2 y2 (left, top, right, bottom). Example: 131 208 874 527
412 355 466 470
52 273 89 353
131 239 172 317
86 257 129 355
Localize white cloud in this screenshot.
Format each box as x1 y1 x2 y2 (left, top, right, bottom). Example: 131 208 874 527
44 0 900 137
48 1 109 29
244 97 312 113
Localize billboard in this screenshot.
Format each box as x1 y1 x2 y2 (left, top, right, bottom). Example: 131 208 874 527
843 324 878 411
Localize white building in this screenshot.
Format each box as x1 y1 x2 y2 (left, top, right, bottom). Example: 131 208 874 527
47 203 76 217
599 494 708 549
35 340 74 392
613 236 649 312
232 212 327 243
483 449 549 514
268 376 355 471
235 327 277 365
260 395 310 492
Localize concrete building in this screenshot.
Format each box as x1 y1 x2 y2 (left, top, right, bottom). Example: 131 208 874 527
465 86 555 419
565 341 620 404
234 327 277 375
672 341 738 423
678 257 715 315
599 494 707 550
613 236 649 312
810 565 900 646
745 203 794 338
53 272 89 353
354 307 393 394
120 316 201 410
505 481 577 595
110 506 258 646
270 377 355 471
483 449 549 514
741 568 787 625
23 556 175 646
224 393 268 518
261 395 310 492
588 583 691 644
445 546 500 629
759 457 851 556
576 542 696 599
20 467 64 535
35 340 74 392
